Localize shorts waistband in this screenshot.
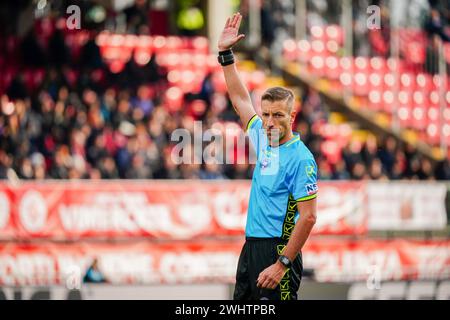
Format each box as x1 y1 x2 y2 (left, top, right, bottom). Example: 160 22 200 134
245 236 287 242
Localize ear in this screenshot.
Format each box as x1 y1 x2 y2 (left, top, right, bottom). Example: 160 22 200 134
290 110 297 126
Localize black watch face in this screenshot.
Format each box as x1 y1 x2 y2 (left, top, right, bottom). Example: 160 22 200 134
280 256 290 267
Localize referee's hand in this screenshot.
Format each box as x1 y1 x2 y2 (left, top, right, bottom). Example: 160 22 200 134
218 12 245 51
256 260 287 289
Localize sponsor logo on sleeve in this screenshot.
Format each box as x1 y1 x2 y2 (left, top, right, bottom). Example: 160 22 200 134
305 183 318 195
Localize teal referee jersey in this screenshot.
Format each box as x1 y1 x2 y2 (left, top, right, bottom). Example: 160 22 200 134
246 115 318 239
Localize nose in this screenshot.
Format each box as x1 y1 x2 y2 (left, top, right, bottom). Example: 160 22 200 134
266 116 274 128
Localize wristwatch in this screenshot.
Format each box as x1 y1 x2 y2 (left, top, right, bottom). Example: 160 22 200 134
278 255 292 268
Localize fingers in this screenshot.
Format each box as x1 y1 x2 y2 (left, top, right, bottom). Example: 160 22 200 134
236 34 245 41
257 272 278 289
231 12 242 28
235 12 242 29
224 17 230 28
257 276 278 289
230 13 238 28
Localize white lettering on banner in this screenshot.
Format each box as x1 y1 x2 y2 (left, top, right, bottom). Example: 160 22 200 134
59 204 138 232
348 281 450 300
416 247 450 279
314 186 365 232
304 250 403 282
342 251 403 281
0 241 448 286
159 253 238 284
0 192 10 229
19 191 48 233
367 183 447 230
302 252 340 282
131 204 173 232
212 191 247 230
99 254 157 284
0 254 55 286
58 192 213 238
177 205 212 233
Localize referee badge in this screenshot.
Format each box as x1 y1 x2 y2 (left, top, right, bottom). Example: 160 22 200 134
306 165 315 177
261 158 270 169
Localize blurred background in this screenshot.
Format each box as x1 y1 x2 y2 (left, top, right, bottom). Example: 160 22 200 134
0 0 449 300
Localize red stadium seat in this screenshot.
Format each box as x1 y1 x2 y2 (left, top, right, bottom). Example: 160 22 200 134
164 86 184 112
325 56 340 80
152 35 167 52
283 39 297 61
370 57 388 74
416 73 435 92
134 49 152 66
310 54 327 77
382 90 395 113
124 34 139 49
311 39 327 56
190 36 209 54
137 35 152 50
425 122 440 145
397 104 412 128
310 26 326 41
353 71 370 96
297 40 312 64
165 36 183 51
368 89 383 111
400 73 415 91
411 105 427 130
383 72 397 90
325 25 344 45
368 72 383 93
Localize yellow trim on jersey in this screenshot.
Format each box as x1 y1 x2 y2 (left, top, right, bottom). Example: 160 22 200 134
296 193 317 202
285 136 300 147
246 114 258 132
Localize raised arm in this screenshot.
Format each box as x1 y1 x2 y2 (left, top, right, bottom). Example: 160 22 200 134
218 13 256 129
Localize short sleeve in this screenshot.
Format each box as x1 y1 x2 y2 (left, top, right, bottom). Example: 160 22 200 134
246 115 263 156
286 157 318 202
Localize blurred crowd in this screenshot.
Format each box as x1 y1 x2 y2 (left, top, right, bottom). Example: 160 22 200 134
296 89 450 181
0 1 449 181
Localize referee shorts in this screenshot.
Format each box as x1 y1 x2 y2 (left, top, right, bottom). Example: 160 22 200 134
233 237 303 300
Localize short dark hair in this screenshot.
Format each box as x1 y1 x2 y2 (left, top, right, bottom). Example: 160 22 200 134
261 87 294 112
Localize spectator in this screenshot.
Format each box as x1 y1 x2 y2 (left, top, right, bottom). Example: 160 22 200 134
424 7 450 42
83 258 107 283
0 5 446 184
123 0 150 35
332 159 351 180
377 136 397 176
176 3 204 36
369 158 388 180
351 162 368 180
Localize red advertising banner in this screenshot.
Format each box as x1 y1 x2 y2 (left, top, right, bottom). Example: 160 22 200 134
367 182 448 230
0 181 367 239
0 239 448 286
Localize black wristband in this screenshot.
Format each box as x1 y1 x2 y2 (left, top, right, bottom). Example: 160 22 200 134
218 51 235 66
218 49 233 56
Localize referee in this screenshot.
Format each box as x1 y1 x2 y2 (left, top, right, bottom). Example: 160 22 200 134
218 13 318 300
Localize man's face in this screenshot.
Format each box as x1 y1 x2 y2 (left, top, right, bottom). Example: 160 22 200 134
261 99 294 145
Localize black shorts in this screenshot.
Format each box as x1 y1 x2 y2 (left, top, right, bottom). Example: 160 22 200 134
233 237 303 300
